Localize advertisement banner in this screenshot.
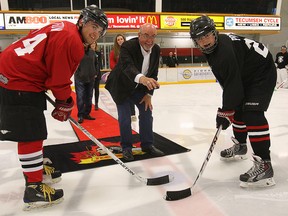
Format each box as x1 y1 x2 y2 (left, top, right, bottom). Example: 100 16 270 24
177 67 215 81
225 16 281 30
0 13 5 30
2 13 280 32
4 13 160 30
160 15 224 30
107 14 160 29
4 13 79 29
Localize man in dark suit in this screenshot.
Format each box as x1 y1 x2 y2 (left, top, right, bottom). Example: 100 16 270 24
105 23 164 161
166 51 179 67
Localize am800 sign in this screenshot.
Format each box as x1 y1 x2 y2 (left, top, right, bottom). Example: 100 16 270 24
4 13 79 30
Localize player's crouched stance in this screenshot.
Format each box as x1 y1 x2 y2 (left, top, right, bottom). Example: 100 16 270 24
0 5 108 211
0 89 68 211
190 15 276 188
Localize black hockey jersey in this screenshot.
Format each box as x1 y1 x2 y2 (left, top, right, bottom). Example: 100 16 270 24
205 34 276 110
275 51 288 69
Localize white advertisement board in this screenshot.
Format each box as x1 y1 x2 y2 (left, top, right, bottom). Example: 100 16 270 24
177 67 215 81
4 13 79 29
225 16 280 31
0 13 5 30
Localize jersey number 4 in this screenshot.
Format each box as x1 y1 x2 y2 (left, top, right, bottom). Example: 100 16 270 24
14 33 47 56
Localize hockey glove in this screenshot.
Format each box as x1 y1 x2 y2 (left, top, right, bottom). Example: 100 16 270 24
216 108 235 130
51 96 74 122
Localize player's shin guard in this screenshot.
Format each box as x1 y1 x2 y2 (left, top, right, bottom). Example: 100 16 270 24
18 141 44 184
18 141 64 210
220 116 248 161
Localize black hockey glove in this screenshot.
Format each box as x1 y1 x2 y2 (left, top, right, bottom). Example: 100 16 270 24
52 96 74 122
216 108 235 130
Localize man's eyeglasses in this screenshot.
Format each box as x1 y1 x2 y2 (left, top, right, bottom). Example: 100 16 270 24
140 33 157 40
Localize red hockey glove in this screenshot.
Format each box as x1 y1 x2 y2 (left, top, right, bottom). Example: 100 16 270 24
51 97 74 122
216 108 235 130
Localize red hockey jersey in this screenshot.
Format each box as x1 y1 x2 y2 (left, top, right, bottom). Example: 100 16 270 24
0 21 84 100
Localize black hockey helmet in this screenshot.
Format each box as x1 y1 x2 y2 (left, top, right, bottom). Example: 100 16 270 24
79 5 108 37
190 15 218 54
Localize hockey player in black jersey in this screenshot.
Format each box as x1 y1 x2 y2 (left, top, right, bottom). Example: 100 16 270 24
275 45 288 88
190 15 276 188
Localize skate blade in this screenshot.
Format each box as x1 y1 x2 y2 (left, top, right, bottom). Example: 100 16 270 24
220 155 247 161
43 175 62 184
240 177 276 188
23 197 64 211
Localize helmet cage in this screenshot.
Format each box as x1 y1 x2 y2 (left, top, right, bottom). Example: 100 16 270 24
190 16 218 54
192 30 218 54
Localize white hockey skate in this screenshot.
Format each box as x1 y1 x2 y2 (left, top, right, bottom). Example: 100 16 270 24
239 154 276 188
220 137 248 161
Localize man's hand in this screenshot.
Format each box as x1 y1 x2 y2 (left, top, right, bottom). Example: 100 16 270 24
216 108 235 130
139 76 160 90
140 94 153 111
51 97 74 122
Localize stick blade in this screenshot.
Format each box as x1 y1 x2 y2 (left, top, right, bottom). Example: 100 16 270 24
146 174 173 186
164 188 192 201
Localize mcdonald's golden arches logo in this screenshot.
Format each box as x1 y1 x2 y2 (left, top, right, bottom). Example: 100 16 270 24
146 16 158 25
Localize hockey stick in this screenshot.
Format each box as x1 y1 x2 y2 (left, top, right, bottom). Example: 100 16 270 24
46 94 172 185
276 78 288 90
164 125 222 201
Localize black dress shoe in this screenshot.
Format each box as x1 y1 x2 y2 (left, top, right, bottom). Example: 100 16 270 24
122 149 134 161
142 145 165 157
94 104 99 110
83 115 96 120
78 117 83 124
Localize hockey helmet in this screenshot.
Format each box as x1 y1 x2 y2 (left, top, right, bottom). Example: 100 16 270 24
79 5 108 37
190 15 218 54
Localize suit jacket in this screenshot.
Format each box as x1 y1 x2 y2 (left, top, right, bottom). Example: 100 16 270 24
105 37 160 104
95 51 102 81
166 56 178 67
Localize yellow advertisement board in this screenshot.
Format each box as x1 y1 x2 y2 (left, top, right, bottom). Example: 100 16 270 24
160 15 224 30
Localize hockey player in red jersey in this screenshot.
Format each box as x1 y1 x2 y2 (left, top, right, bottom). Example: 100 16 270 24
0 5 108 210
190 15 276 188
